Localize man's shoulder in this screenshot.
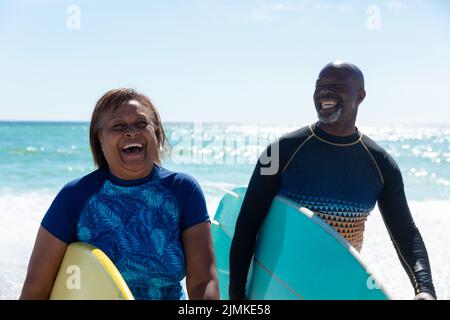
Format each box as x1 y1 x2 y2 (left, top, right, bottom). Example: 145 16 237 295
279 124 313 142
361 133 400 172
362 134 389 156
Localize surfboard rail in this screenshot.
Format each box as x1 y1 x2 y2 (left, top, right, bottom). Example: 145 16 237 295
49 242 134 300
212 187 392 300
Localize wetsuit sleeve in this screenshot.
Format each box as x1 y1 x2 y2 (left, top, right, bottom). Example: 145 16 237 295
41 186 77 244
229 128 310 300
229 143 282 300
229 142 280 300
176 174 210 232
377 154 436 298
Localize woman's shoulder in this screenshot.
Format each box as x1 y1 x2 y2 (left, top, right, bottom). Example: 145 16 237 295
59 168 108 197
156 166 202 192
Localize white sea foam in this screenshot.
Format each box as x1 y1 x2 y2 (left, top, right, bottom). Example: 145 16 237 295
0 192 53 299
1 191 448 300
361 201 450 300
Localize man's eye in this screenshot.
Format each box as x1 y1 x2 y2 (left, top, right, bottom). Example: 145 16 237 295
317 84 348 90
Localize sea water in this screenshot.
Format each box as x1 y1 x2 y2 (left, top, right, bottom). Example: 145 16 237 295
0 122 449 299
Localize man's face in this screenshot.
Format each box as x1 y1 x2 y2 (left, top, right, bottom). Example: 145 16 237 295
313 69 363 125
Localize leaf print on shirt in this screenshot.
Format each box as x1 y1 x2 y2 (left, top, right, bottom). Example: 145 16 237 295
95 202 123 230
77 226 92 242
142 189 165 209
76 177 186 299
103 181 122 198
150 229 166 256
162 244 185 279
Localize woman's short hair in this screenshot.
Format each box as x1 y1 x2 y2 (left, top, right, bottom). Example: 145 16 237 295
89 88 168 168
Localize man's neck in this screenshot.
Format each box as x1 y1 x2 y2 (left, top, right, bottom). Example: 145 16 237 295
318 121 357 137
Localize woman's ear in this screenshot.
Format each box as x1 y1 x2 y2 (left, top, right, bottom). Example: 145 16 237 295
98 132 103 148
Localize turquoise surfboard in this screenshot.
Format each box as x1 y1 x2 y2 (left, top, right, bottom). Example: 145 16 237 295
212 187 391 300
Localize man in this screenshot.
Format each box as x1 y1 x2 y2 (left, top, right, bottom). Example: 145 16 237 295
229 61 436 300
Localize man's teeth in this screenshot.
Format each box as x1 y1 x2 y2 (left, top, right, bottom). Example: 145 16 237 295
321 100 338 109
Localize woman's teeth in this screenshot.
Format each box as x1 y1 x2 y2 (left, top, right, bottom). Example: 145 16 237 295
122 143 143 153
123 143 143 150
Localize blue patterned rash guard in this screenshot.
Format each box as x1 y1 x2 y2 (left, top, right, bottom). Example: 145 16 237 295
41 165 209 300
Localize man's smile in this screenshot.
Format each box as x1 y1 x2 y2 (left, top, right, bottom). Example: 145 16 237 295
320 98 339 109
318 97 342 114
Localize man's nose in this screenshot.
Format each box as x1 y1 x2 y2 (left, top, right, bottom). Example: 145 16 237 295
319 87 336 95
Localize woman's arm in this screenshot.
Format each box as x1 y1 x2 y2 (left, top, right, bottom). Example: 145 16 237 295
182 221 219 300
20 227 68 300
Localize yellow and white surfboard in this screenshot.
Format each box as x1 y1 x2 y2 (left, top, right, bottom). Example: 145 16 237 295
50 242 134 300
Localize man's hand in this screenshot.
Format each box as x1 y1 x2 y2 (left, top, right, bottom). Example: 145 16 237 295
414 292 436 300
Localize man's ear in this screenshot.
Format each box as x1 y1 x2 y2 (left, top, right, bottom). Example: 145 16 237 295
358 89 366 104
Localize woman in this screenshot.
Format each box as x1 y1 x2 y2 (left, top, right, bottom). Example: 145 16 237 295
20 89 219 300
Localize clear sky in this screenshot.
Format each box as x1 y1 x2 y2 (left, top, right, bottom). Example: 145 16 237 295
1 0 449 125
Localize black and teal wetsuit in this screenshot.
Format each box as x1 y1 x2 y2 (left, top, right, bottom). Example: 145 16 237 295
229 122 436 299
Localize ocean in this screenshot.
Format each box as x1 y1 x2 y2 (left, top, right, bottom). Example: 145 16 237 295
0 121 449 299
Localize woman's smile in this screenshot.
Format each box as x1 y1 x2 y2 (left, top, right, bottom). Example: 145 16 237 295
119 140 146 164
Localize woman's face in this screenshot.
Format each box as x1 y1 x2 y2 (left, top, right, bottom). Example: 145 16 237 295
98 100 158 180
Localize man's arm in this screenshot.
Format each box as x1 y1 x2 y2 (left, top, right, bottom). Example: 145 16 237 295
229 126 312 300
229 143 282 300
377 162 436 299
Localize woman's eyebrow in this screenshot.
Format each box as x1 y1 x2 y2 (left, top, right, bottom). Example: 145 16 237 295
108 118 125 123
107 115 149 124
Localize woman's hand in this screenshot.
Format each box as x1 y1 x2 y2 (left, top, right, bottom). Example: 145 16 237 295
182 221 220 300
20 227 67 300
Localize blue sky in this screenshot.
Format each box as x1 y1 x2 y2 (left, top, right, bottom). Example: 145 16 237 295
0 0 449 125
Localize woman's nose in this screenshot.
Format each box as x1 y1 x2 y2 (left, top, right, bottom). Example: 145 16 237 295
125 126 139 137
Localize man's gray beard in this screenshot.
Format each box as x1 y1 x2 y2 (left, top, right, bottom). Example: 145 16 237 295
318 107 342 124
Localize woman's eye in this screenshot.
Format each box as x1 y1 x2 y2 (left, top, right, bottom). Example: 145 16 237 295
112 124 126 130
137 121 149 129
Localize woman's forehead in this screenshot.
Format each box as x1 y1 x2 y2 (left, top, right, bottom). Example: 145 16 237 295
104 100 151 120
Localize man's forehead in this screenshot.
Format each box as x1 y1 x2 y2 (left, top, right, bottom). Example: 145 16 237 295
317 68 354 81
316 62 365 88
